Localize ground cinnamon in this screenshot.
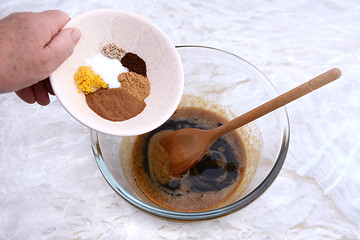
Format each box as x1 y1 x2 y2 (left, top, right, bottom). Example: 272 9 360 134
85 88 146 121
121 53 147 77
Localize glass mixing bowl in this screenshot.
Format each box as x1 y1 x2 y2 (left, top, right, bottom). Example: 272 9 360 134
91 46 290 220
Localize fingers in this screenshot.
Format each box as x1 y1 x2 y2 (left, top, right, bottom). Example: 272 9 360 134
15 87 36 104
39 10 71 37
44 78 54 95
32 81 50 106
44 27 81 72
15 79 52 106
40 10 81 74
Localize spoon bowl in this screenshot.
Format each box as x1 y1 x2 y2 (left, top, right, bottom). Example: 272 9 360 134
160 128 214 175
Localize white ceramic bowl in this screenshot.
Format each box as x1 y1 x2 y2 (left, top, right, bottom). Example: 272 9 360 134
50 9 184 136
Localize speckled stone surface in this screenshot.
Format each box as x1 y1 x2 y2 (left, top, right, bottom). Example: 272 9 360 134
0 0 359 239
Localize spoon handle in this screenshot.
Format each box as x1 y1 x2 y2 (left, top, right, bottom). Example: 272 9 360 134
211 68 342 138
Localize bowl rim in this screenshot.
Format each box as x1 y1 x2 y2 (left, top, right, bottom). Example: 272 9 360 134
91 45 290 220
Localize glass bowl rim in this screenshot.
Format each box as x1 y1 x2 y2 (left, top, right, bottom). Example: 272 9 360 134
91 45 290 220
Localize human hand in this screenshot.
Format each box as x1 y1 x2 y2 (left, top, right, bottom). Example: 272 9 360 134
0 10 81 105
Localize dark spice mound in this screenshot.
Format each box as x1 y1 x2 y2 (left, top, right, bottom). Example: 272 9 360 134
121 52 147 77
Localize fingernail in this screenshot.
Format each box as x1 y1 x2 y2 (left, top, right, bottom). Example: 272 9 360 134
71 28 81 44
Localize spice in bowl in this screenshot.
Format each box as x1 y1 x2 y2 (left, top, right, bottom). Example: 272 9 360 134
74 43 151 121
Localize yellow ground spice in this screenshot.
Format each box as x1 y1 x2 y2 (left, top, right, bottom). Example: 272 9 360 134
74 66 108 94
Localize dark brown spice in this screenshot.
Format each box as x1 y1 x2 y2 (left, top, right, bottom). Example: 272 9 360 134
121 53 147 77
85 88 146 121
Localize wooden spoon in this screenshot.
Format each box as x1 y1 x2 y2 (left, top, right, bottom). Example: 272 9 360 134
161 68 342 175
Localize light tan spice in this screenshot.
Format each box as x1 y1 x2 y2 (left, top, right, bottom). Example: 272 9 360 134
118 72 151 101
102 43 126 60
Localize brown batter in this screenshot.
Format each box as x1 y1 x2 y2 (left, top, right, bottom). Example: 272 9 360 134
131 107 246 212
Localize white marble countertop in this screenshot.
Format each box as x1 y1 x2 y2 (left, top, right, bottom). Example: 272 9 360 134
1 0 359 239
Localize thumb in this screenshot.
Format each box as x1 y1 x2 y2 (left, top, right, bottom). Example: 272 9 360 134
44 28 81 71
